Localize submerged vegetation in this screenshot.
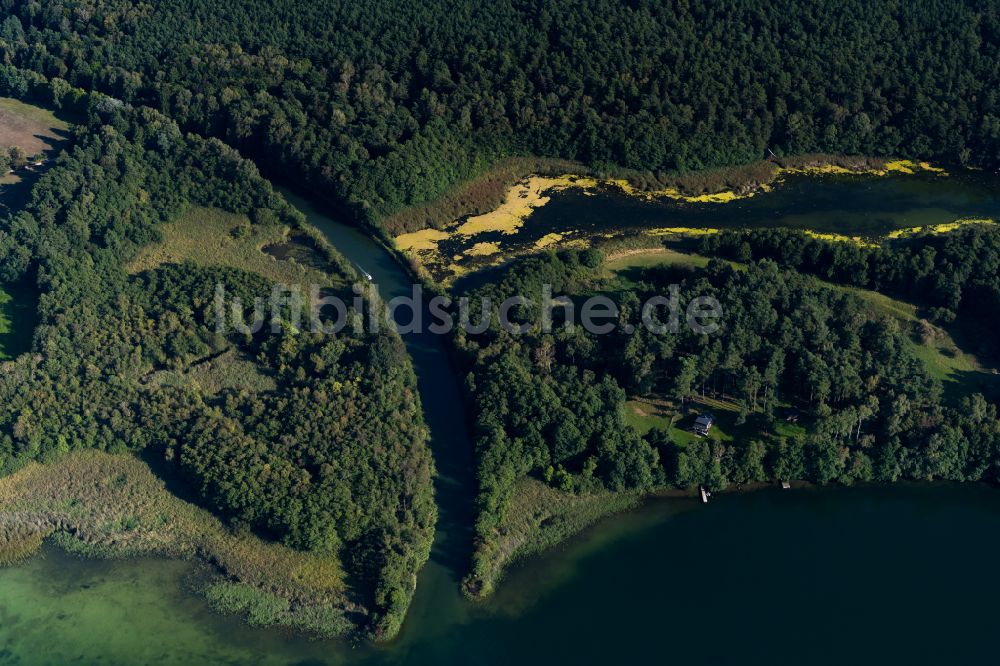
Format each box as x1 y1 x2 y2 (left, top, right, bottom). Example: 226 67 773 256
395 162 995 284
0 451 355 635
0 0 1000 644
0 71 434 641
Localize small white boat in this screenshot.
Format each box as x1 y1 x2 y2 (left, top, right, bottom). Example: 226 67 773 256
700 486 709 503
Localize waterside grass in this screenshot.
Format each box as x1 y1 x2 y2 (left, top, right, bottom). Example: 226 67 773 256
465 478 642 599
129 206 346 289
0 450 362 637
392 156 955 286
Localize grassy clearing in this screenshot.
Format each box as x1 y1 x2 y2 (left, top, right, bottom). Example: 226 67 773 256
0 97 69 140
143 348 277 395
599 247 744 292
843 286 918 321
844 287 997 400
625 395 722 445
909 342 979 383
604 248 710 274
623 397 677 436
603 247 996 401
0 97 70 184
625 395 766 448
468 478 641 598
0 283 37 360
0 450 359 637
129 206 343 289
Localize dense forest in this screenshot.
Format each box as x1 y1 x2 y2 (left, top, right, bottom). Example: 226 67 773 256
0 70 434 639
2 0 1000 227
3 0 1000 631
455 249 1000 593
702 226 1000 356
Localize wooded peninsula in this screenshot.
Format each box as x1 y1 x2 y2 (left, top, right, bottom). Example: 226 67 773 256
0 0 999 647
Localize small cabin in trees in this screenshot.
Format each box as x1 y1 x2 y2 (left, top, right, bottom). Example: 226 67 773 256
693 414 714 436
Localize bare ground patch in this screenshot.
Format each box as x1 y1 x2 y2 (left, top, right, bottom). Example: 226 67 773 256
0 97 69 174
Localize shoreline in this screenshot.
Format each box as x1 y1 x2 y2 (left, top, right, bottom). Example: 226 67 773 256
4 450 994 638
465 475 844 601
391 156 959 285
0 451 367 639
384 153 940 238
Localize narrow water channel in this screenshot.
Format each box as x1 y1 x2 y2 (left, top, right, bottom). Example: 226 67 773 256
278 191 479 644
433 168 1000 278
1 180 1000 664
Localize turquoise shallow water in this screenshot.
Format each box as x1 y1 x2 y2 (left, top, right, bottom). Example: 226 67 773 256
3 485 1000 665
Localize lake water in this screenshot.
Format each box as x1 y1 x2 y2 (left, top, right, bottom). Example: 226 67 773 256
3 485 1000 665
2 178 999 664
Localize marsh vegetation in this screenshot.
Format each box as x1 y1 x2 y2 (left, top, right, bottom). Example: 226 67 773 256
0 451 356 635
1 1 1000 658
397 165 1000 283
0 73 434 641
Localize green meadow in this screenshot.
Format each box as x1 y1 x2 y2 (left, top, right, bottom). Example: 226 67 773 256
0 283 36 360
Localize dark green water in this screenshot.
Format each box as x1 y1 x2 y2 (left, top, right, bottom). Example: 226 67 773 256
3 485 1000 664
542 169 1000 235
2 180 1000 664
435 169 1000 274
